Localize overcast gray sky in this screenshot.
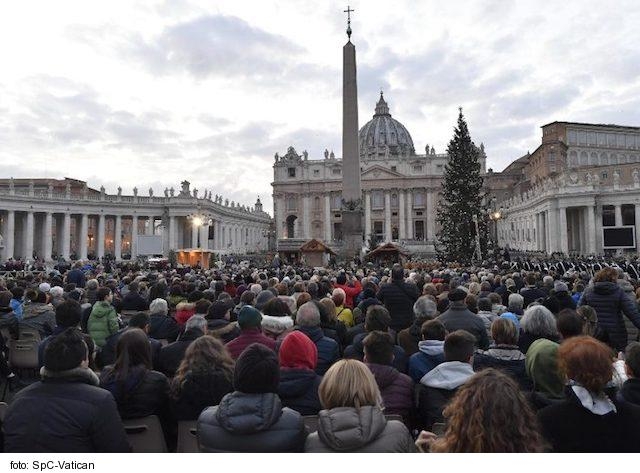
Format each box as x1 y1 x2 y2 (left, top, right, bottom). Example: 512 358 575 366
1 0 639 214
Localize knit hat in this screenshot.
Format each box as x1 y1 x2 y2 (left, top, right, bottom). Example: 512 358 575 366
554 281 569 293
279 331 317 370
237 305 262 329
234 343 279 393
38 283 51 293
255 290 275 311
448 288 467 302
500 311 521 331
526 338 564 399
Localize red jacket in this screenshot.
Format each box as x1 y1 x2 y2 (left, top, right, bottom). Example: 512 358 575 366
225 328 277 359
334 280 362 309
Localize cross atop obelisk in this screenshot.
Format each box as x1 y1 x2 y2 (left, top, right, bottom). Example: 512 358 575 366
344 5 354 39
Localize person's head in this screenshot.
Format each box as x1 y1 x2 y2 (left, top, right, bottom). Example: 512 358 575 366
525 338 564 398
430 369 546 453
421 319 447 341
207 300 230 320
0 290 12 307
477 297 493 313
172 335 234 393
557 336 613 393
413 296 438 327
262 297 291 317
331 288 346 307
114 328 151 372
233 343 279 394
556 309 584 340
149 298 168 317
576 305 597 337
318 297 337 321
521 305 559 339
97 287 112 302
363 330 394 366
255 290 275 311
236 305 262 330
10 286 24 301
444 330 476 363
365 305 391 332
296 292 311 309
318 359 382 409
296 301 321 327
278 331 317 371
55 300 82 328
447 288 467 303
465 294 478 313
507 293 524 312
491 317 519 346
593 267 618 283
625 342 640 379
128 312 150 332
185 314 207 334
240 290 256 306
391 264 404 281
192 299 210 315
525 274 537 287
43 328 88 371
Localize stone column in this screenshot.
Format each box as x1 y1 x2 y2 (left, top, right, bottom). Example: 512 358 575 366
384 191 391 242
168 216 176 251
324 194 332 242
200 224 209 250
25 211 34 260
398 189 406 240
191 222 199 248
364 191 371 242
559 206 569 254
426 190 434 241
3 210 15 261
615 204 623 227
635 204 640 253
114 215 122 261
147 216 155 235
588 206 597 254
43 212 53 261
79 214 88 260
131 215 138 258
97 214 105 259
62 212 71 260
302 194 311 240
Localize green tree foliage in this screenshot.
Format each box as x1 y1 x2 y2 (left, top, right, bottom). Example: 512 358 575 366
436 109 488 263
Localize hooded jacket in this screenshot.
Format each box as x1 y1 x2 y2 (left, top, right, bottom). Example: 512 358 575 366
87 301 119 348
4 367 130 452
148 314 180 342
474 344 531 390
197 392 306 452
225 327 277 360
304 405 416 453
296 325 340 375
408 340 445 382
20 302 56 337
579 281 640 351
438 302 491 350
525 338 565 401
158 327 203 377
417 361 474 430
366 363 414 420
206 319 241 344
277 331 322 415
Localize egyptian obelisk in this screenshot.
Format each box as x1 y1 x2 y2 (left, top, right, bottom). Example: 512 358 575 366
341 6 363 260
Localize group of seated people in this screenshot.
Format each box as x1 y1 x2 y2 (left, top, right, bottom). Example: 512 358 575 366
1 260 640 452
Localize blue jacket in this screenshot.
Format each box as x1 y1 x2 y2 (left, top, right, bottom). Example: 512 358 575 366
296 326 340 376
408 340 445 382
578 281 640 351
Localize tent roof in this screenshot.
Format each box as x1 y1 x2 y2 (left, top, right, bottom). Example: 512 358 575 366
299 238 336 255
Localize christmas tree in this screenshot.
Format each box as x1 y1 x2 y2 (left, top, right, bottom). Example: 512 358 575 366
435 108 487 263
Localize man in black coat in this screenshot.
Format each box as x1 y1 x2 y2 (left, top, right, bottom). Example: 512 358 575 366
3 329 130 452
98 312 162 369
438 288 490 350
158 315 206 377
376 264 419 332
120 281 150 312
65 261 86 289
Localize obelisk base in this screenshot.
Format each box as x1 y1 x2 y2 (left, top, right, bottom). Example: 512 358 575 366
341 209 363 260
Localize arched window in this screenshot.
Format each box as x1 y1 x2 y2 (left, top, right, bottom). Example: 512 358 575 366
286 215 297 239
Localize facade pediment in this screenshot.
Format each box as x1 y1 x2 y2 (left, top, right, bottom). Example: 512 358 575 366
362 165 404 179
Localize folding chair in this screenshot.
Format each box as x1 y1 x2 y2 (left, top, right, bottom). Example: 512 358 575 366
8 339 39 371
176 420 198 453
123 415 168 453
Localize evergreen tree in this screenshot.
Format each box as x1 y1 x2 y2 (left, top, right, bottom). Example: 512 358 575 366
435 108 487 263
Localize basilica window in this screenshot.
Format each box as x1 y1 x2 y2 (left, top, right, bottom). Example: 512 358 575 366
414 221 425 240
332 168 341 176
413 192 425 208
372 191 384 209
391 166 397 172
288 167 296 178
313 169 320 176
622 205 635 226
286 196 297 211
413 165 423 173
391 193 399 209
602 206 615 227
332 195 342 210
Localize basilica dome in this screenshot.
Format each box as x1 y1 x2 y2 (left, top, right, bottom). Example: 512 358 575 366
359 93 415 159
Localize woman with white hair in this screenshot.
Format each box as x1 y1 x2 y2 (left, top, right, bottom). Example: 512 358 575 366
518 304 560 353
148 297 180 342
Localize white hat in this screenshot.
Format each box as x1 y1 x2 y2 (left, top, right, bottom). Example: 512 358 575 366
38 282 51 293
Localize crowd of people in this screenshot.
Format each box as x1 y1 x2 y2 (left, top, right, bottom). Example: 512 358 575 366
1 255 640 452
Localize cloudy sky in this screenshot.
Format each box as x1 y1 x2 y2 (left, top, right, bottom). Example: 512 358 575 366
1 0 639 214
